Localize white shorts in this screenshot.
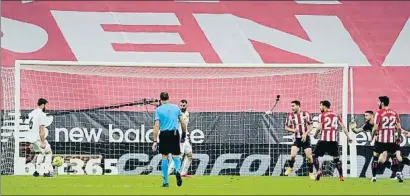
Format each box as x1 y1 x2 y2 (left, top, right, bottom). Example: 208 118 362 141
32 140 51 154
180 141 192 154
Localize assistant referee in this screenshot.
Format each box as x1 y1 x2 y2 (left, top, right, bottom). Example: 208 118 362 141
152 92 187 187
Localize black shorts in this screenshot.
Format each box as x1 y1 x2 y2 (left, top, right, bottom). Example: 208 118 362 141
373 142 399 154
293 138 311 150
313 141 339 157
159 130 181 155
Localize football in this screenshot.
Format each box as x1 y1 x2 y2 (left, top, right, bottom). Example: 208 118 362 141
52 156 64 167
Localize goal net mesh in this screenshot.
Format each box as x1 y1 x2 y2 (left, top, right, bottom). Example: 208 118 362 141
1 64 345 177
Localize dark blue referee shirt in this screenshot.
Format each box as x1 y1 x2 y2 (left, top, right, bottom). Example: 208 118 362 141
155 102 182 131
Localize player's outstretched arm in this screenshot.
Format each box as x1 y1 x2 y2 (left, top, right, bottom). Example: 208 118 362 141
349 121 363 133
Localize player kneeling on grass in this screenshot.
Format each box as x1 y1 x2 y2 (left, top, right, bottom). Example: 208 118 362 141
169 99 193 177
313 100 352 182
371 96 405 183
28 98 54 177
152 92 187 187
283 100 315 180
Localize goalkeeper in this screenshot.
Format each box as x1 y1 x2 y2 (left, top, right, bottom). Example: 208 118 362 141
169 99 193 177
350 110 410 180
27 98 54 177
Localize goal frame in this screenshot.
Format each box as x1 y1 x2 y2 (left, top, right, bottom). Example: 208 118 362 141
12 60 354 177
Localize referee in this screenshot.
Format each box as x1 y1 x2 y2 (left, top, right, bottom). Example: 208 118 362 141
152 92 187 187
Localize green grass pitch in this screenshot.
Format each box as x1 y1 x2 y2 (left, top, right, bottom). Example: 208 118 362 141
2 175 410 195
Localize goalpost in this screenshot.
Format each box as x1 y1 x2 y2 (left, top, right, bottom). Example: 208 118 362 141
1 60 356 177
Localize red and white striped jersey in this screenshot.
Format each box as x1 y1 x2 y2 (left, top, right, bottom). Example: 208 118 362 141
374 109 400 143
318 111 343 142
285 111 312 138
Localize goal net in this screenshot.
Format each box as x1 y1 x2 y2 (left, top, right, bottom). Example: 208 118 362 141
1 61 350 177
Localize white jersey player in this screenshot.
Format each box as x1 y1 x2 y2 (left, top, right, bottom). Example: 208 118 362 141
169 99 193 177
28 98 53 177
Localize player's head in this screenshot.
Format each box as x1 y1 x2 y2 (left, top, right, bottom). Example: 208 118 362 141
319 100 331 112
180 99 188 113
364 110 374 121
159 92 169 104
378 96 389 109
290 100 300 113
37 98 48 112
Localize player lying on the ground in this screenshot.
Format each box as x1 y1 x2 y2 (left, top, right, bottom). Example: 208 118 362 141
152 92 187 187
371 96 404 183
283 100 315 180
313 100 352 182
169 99 193 177
350 111 410 180
27 98 54 177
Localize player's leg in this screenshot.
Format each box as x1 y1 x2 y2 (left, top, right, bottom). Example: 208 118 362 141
168 154 175 175
181 141 193 177
371 152 380 182
159 132 170 187
171 131 183 187
312 142 325 181
329 142 344 181
42 141 53 177
392 148 404 183
32 141 44 177
370 142 384 182
304 147 315 179
285 140 300 176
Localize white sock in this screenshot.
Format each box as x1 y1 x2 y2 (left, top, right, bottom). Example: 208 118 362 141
181 156 192 175
168 158 175 175
44 153 52 174
36 154 44 172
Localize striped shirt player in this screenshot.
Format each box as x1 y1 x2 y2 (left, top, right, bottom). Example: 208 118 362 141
284 100 315 179
373 108 401 154
370 96 404 183
285 110 312 148
312 100 351 181
318 111 343 142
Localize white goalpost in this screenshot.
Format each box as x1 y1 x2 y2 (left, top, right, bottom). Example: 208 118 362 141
0 60 355 177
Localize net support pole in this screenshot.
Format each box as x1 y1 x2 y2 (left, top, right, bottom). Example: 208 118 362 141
348 67 358 177
13 61 21 175
341 65 349 177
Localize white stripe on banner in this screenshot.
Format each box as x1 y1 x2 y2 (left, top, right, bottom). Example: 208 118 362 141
21 0 35 4
175 0 219 3
295 1 341 5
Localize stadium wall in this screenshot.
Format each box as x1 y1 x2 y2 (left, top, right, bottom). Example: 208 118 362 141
2 111 409 177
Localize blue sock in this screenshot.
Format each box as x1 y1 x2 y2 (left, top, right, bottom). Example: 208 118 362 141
173 157 181 174
161 159 169 184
